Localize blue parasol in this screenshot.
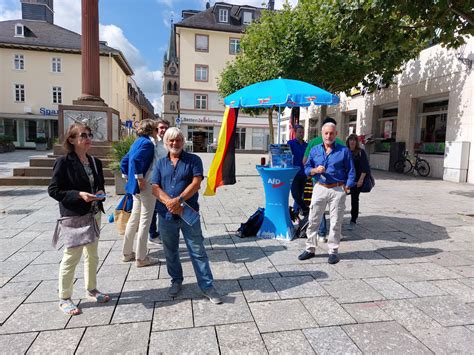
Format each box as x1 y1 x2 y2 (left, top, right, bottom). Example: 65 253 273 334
223 78 340 143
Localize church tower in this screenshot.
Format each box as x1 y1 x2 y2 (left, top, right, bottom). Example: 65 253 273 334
162 20 179 125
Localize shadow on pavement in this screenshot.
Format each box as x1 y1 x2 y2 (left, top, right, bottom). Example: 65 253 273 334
0 189 46 196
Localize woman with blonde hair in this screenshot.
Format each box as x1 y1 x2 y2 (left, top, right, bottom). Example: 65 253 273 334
48 123 109 315
120 119 159 267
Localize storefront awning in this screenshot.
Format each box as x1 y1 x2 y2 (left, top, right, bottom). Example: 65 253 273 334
0 113 57 120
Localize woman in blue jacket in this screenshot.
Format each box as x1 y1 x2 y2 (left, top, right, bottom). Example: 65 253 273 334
120 119 159 267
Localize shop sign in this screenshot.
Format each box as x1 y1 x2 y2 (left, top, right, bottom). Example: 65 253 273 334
40 107 58 116
181 116 218 124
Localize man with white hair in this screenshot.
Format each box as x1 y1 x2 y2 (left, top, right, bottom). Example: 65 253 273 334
298 122 356 264
151 127 222 304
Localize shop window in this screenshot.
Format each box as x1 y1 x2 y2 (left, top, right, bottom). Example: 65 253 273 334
25 120 37 142
252 128 270 150
415 99 448 154
4 120 18 141
195 34 209 52
308 118 319 140
235 128 246 149
229 38 240 55
375 107 397 152
14 84 25 102
195 65 208 82
52 57 62 73
52 86 62 104
14 54 24 70
219 8 229 23
194 94 207 110
344 112 357 136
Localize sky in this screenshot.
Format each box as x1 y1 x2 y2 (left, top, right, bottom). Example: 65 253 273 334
0 0 297 115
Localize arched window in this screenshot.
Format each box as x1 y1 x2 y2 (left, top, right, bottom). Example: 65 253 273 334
167 81 172 93
173 82 178 92
170 102 175 111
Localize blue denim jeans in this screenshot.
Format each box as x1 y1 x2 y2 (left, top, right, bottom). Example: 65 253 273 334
159 217 214 291
291 174 309 215
319 214 328 236
149 203 159 239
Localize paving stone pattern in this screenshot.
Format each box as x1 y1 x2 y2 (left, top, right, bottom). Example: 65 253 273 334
0 154 473 354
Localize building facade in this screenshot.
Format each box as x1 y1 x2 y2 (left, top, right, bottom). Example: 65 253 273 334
168 2 276 152
280 38 474 183
0 0 154 148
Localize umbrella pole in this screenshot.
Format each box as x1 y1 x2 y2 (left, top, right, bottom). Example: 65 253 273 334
277 106 281 144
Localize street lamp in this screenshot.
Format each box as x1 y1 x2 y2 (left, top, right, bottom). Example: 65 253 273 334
132 112 136 121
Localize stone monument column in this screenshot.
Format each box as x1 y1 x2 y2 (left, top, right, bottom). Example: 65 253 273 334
58 0 120 142
78 0 103 103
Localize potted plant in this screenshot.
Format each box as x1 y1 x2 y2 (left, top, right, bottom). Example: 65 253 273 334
0 135 15 153
34 136 48 151
109 135 136 195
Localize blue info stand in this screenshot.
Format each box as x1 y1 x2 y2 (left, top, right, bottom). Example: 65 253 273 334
256 166 299 240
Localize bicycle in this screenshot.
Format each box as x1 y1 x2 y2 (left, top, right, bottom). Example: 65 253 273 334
394 150 430 177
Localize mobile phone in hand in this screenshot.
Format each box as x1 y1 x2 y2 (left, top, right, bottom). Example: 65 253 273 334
95 193 107 199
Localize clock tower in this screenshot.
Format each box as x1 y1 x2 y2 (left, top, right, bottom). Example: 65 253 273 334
162 20 179 126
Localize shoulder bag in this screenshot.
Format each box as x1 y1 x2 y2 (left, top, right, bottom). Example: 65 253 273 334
360 174 375 193
51 155 101 248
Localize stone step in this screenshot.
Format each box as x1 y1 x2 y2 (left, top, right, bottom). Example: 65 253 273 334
13 166 114 178
30 157 114 167
53 143 113 157
0 176 115 186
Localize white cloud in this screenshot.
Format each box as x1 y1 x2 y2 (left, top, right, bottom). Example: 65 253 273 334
0 7 20 21
156 0 174 7
54 0 81 33
99 24 162 114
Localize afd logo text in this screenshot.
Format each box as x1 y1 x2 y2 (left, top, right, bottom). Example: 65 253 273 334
268 178 284 188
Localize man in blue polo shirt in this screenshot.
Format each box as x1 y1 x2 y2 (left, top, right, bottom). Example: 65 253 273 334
287 124 308 216
151 127 222 304
298 121 356 264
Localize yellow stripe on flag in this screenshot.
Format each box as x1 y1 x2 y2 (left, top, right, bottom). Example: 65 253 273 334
204 107 230 196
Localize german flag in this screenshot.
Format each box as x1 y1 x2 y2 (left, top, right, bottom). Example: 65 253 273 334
204 107 239 196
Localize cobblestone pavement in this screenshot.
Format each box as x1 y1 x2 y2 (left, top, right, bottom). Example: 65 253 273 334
0 153 473 354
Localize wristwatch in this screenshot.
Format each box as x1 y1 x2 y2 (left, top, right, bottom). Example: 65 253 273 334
178 196 185 204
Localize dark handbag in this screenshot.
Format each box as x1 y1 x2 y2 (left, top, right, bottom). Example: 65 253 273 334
52 212 100 249
359 174 375 193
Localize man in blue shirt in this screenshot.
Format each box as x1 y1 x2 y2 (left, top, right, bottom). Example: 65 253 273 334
298 122 356 264
287 124 308 216
151 127 222 304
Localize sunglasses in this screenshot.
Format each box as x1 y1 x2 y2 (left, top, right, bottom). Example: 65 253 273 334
79 132 94 139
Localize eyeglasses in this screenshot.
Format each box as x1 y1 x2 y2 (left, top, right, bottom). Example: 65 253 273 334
79 132 94 139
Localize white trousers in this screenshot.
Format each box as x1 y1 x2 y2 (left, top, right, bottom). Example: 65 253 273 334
122 185 156 260
305 184 346 254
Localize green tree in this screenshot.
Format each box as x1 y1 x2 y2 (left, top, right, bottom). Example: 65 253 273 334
218 0 473 137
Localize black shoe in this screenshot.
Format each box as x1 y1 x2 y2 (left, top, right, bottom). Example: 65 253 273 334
298 251 315 261
328 254 340 264
168 282 182 298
